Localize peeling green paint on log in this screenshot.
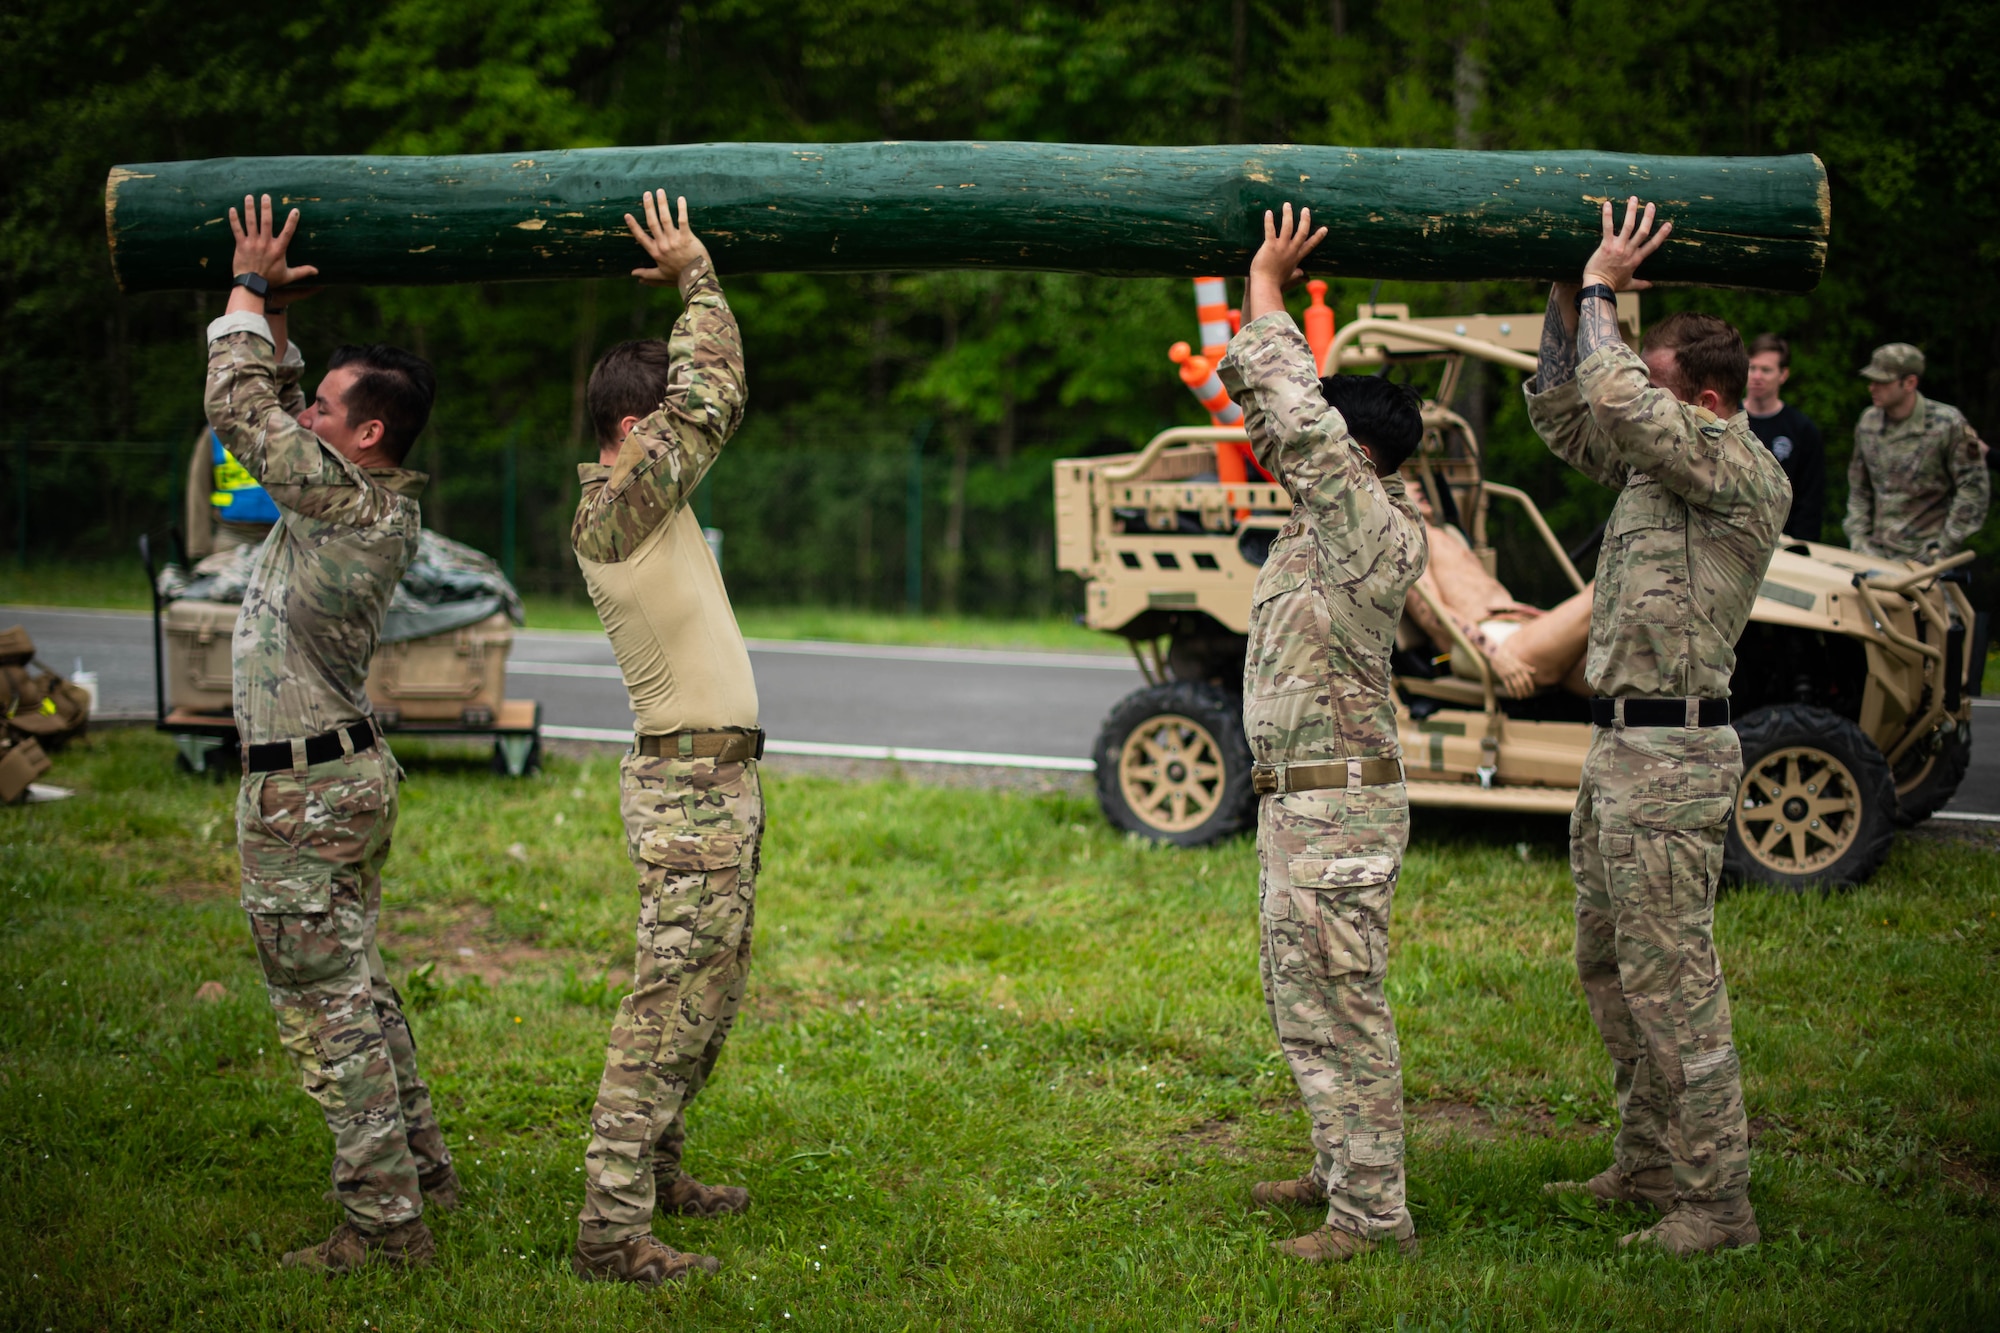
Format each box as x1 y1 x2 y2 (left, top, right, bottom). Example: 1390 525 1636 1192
104 142 1829 293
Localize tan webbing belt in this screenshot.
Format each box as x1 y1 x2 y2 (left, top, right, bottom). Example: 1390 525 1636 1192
1253 756 1405 796
633 728 765 762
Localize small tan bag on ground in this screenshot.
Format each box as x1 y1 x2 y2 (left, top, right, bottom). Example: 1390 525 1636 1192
1 625 94 751
0 736 51 804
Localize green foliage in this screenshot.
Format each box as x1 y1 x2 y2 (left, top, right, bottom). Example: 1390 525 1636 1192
2 728 1997 1327
4 1 1997 606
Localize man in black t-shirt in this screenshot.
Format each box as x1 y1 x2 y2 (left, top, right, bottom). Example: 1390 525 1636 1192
1745 333 1825 541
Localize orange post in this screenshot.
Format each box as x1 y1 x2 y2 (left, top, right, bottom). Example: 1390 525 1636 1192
1304 279 1336 374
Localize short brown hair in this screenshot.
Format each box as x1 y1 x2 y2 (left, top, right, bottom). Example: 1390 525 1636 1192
1641 312 1748 409
1749 332 1790 368
586 340 674 445
326 344 435 465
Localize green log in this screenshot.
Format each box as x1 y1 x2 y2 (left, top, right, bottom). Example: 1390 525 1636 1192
104 142 1829 293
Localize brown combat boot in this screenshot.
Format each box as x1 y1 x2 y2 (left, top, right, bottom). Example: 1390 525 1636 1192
282 1218 435 1273
1542 1164 1675 1214
1251 1174 1326 1210
1275 1222 1419 1263
572 1234 720 1286
420 1163 462 1214
1620 1197 1760 1255
658 1172 750 1217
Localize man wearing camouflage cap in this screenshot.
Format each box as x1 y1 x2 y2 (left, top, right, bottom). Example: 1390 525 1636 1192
568 192 758 1287
207 196 457 1272
1217 204 1428 1264
1844 343 1990 562
1526 198 1791 1255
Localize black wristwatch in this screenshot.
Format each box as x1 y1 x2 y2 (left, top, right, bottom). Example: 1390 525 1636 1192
232 272 271 298
1574 282 1618 310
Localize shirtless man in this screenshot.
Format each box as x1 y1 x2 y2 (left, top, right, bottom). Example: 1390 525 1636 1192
1401 488 1594 698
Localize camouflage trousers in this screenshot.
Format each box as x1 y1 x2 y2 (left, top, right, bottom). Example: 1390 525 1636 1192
1257 782 1412 1241
236 743 450 1233
1570 723 1750 1203
579 750 762 1243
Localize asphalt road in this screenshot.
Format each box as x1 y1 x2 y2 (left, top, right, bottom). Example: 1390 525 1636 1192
0 604 1138 769
5 602 1997 817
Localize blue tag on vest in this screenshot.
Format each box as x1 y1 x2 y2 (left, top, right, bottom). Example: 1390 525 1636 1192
210 431 279 523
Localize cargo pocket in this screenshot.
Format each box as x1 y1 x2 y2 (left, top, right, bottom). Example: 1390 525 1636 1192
635 828 748 969
1286 854 1398 979
1346 1129 1404 1168
240 774 335 915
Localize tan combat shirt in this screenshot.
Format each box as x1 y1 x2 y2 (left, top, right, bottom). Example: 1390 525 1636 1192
1844 394 1990 561
1219 313 1426 766
1526 340 1790 700
571 267 756 734
204 313 427 745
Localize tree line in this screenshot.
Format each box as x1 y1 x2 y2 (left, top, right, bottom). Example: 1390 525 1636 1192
5 0 1996 611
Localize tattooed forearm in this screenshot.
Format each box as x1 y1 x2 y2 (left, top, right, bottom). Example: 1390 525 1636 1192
1576 293 1622 364
1535 284 1579 390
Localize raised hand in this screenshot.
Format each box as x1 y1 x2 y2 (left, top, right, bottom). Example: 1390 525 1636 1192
227 194 320 290
1251 203 1328 292
1244 202 1330 322
625 190 711 288
1581 196 1672 292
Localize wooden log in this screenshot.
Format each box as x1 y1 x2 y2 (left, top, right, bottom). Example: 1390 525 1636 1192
104 141 1829 293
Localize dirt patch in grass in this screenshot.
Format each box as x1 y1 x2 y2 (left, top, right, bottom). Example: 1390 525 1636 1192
158 877 235 904
1941 1155 1999 1200
384 902 560 986
1411 1100 1606 1142
1166 1118 1249 1159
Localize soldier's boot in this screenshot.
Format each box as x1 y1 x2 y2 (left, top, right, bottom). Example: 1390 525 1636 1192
1274 1222 1419 1264
657 1171 750 1217
1251 1174 1326 1210
1542 1164 1674 1214
282 1218 436 1273
572 1234 721 1286
419 1163 462 1214
1620 1197 1760 1256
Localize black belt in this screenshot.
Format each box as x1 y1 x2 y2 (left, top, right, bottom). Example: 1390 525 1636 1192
244 720 379 773
1590 697 1731 728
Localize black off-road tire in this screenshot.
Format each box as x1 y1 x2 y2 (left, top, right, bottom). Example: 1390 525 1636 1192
1725 704 1896 890
1093 681 1254 846
1890 718 1972 826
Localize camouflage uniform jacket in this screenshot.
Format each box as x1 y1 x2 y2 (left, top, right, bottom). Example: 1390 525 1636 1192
1525 340 1790 699
1219 313 1426 765
572 267 746 565
1844 394 1990 561
204 313 426 745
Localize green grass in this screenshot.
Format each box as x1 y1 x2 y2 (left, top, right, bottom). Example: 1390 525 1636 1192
2 730 1995 1329
4 560 156 612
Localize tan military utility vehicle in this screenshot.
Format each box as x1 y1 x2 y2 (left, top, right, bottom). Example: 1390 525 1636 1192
1054 305 1985 887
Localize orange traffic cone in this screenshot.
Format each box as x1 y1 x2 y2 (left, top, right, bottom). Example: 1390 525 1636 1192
1193 277 1233 362
1170 342 1243 427
1304 279 1337 374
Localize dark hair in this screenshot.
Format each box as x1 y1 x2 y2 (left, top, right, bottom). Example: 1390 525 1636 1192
587 340 675 445
325 344 436 464
1318 374 1423 475
1749 332 1790 368
1641 312 1748 409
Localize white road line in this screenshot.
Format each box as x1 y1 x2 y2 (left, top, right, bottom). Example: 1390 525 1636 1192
507 661 624 679
1971 698 2000 710
539 723 1095 772
740 638 1136 671
1929 810 2000 824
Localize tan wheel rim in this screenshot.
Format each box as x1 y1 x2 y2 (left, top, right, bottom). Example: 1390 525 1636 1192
1734 745 1864 876
1118 712 1225 834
